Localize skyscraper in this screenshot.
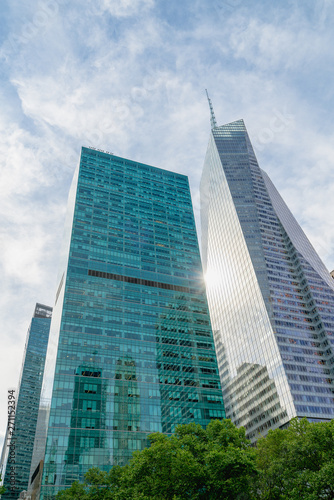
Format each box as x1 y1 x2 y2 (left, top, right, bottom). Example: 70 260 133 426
1 303 52 499
33 147 225 498
200 102 334 442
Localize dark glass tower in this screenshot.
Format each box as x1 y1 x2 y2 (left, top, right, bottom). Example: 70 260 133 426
34 147 225 498
1 303 52 499
200 110 334 442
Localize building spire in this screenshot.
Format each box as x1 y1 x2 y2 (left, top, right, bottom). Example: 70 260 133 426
205 89 217 129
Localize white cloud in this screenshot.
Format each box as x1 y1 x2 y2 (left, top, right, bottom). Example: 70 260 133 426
101 0 154 18
1 0 334 452
227 15 333 72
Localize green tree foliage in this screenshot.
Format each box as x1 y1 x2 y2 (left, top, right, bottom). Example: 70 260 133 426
56 420 257 500
56 418 334 500
0 473 5 495
256 418 334 500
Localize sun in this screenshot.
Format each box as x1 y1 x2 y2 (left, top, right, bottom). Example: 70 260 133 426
204 269 220 288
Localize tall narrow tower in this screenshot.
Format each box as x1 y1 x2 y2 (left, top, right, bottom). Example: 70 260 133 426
1 304 52 499
33 147 225 498
200 100 334 441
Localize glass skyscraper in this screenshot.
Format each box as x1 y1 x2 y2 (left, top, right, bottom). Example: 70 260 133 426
200 114 334 442
33 147 225 498
1 303 52 499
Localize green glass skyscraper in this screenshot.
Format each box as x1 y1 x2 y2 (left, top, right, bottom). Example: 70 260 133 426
34 147 225 498
1 303 52 499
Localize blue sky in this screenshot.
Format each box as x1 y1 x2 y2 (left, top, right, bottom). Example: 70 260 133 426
1 0 334 449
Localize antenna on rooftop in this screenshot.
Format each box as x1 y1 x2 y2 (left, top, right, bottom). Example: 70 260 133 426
205 89 217 130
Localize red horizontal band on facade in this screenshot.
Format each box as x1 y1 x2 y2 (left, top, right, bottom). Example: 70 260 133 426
88 269 190 293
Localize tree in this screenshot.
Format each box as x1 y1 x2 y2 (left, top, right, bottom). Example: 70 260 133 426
56 418 334 500
56 420 257 500
255 418 334 500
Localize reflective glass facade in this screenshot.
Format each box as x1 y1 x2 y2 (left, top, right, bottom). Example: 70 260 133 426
35 147 224 498
2 304 52 499
201 120 334 441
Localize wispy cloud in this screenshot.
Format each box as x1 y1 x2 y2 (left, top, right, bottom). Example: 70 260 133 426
1 0 334 449
101 0 154 17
